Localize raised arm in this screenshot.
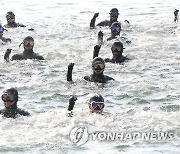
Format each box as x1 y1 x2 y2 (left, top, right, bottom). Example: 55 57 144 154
98 31 103 45
90 13 99 29
4 49 12 62
93 45 101 59
67 96 77 117
67 63 74 81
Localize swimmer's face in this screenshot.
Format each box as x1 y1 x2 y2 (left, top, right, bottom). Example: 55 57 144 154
90 101 104 114
2 92 15 107
112 51 121 58
92 63 105 75
23 40 34 50
110 12 118 21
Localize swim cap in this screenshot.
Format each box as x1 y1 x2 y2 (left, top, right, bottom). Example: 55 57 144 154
23 36 34 42
110 8 119 17
2 88 18 103
89 94 105 111
92 57 105 67
6 11 15 19
111 41 124 53
89 94 104 103
111 22 121 34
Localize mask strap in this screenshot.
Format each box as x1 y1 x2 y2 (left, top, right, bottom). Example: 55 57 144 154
19 42 23 48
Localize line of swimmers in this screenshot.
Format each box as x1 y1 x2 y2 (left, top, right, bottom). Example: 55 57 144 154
0 8 132 118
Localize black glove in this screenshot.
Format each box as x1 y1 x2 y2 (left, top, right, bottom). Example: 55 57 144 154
93 45 101 59
68 96 77 111
98 31 103 38
67 63 74 81
98 31 103 45
4 49 12 62
93 13 99 19
90 13 99 28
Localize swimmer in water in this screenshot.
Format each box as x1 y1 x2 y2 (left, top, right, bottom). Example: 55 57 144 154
67 57 114 83
174 9 179 23
90 8 120 28
93 41 130 64
4 36 44 61
67 94 105 117
4 11 26 28
0 88 30 118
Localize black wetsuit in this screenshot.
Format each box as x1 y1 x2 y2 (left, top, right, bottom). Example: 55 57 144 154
105 56 129 64
0 105 30 118
12 49 44 60
84 74 114 83
4 22 25 28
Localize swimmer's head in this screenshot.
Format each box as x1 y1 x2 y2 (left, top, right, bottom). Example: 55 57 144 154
20 36 34 50
89 94 105 113
6 11 15 23
92 57 105 75
111 41 125 58
110 8 119 22
111 22 121 36
2 88 18 108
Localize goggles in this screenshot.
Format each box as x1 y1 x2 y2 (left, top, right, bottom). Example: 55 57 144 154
90 101 105 111
111 45 124 52
23 40 34 46
93 62 105 70
110 12 119 17
1 92 14 102
6 14 15 20
111 26 121 32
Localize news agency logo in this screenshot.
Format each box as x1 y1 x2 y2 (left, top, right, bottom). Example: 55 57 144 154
69 126 89 146
69 126 174 146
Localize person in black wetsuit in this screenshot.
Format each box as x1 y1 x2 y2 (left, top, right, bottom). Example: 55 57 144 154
107 22 122 41
0 26 11 43
67 94 105 116
4 11 26 28
93 41 130 64
90 8 120 28
0 88 30 118
174 9 179 23
67 57 114 83
4 36 44 61
97 22 131 45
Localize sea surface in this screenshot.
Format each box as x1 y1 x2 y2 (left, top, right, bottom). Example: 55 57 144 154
0 0 180 153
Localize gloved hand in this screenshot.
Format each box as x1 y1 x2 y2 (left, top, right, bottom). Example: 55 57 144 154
68 96 77 111
93 13 99 19
93 45 101 59
98 31 103 45
67 63 74 81
4 49 12 62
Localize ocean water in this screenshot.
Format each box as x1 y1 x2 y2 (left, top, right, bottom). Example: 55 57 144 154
0 0 180 153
